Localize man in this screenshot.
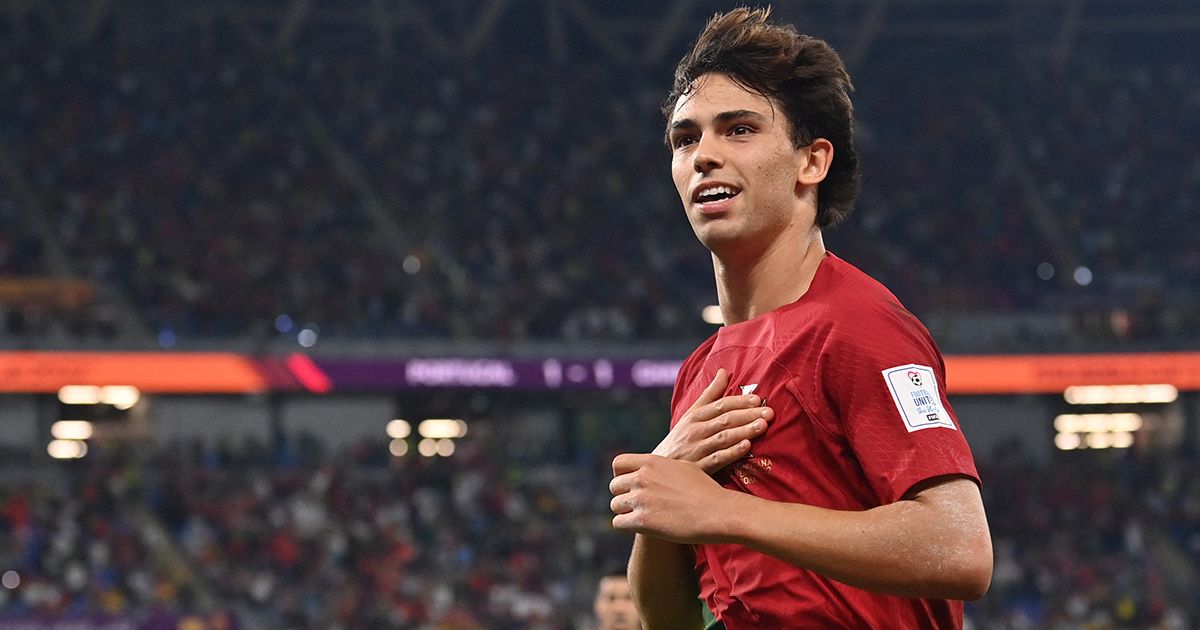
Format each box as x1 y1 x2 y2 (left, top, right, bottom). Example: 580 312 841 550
608 8 992 629
594 567 642 630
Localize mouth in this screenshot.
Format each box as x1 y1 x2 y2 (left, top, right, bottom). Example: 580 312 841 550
691 183 742 213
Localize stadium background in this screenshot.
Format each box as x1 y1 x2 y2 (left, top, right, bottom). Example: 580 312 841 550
1 0 1198 627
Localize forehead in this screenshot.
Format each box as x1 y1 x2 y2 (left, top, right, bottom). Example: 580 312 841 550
670 73 777 122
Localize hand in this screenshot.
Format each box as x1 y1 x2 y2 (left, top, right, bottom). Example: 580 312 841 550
610 453 736 544
653 368 773 474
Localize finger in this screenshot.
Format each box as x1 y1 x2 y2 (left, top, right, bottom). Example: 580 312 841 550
692 394 765 425
612 513 637 532
609 471 634 496
612 452 656 476
698 439 753 475
708 417 768 449
702 421 762 454
687 368 730 413
609 494 633 515
698 405 773 438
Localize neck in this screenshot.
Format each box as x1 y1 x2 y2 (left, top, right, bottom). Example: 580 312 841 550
713 228 827 325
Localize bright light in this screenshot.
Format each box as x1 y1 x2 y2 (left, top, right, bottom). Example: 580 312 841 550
701 305 723 325
386 419 412 439
297 328 318 348
1086 432 1114 449
1064 384 1178 405
100 385 140 410
1073 266 1093 286
1054 413 1143 434
1 571 18 589
1112 432 1135 448
58 385 101 405
417 438 438 457
47 440 88 459
51 421 94 440
1110 414 1144 433
436 438 456 457
418 419 468 439
388 439 409 457
1054 432 1081 450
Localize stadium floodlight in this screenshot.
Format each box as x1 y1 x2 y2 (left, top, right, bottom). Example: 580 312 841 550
1063 384 1178 405
47 440 88 459
51 420 94 440
58 385 102 405
99 385 140 410
436 439 456 457
418 419 468 439
1054 432 1082 450
388 439 409 457
1053 413 1142 434
386 419 412 439
417 438 438 457
701 305 724 325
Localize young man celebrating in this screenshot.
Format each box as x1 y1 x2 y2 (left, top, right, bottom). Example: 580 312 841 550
609 8 992 628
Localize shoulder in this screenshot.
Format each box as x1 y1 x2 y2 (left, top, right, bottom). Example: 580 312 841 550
806 255 932 352
776 255 945 392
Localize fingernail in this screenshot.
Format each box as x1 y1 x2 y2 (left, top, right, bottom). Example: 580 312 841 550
753 419 764 429
748 395 760 406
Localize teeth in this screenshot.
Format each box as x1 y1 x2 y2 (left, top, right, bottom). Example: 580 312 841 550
698 185 735 201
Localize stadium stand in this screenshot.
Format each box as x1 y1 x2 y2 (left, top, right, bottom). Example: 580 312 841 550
3 432 1198 628
1 4 1196 350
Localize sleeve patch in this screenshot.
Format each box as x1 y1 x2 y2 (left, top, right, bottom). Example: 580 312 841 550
881 364 956 433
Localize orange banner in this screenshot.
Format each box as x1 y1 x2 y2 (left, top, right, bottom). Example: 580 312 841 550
0 352 268 393
945 352 1200 394
0 278 94 308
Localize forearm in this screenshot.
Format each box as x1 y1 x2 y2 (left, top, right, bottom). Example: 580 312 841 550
628 533 704 629
719 478 992 600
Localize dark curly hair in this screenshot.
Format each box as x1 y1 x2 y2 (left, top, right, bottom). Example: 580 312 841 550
663 6 861 228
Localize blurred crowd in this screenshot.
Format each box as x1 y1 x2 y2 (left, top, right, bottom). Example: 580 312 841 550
1 11 1196 348
2 432 1198 628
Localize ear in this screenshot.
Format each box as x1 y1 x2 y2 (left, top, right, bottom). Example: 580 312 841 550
796 138 834 186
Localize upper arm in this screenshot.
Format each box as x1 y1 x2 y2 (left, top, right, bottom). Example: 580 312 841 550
905 475 993 599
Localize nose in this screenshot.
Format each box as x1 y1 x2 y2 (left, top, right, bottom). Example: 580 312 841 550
693 134 723 173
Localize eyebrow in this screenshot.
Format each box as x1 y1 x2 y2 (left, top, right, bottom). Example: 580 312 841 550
666 109 770 144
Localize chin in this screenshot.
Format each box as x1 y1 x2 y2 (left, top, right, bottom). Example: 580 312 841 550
695 225 751 253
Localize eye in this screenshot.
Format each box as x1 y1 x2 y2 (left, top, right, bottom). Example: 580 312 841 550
673 135 697 149
730 124 753 136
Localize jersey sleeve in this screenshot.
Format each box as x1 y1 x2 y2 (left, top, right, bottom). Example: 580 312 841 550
815 299 979 504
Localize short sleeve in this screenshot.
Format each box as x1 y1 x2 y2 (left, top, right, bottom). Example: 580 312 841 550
818 300 979 504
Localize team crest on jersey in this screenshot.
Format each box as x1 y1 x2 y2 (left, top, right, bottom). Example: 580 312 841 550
881 364 956 432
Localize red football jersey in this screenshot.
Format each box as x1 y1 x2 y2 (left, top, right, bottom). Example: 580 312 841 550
670 253 980 629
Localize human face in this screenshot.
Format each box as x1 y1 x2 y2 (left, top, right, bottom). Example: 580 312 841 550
594 576 640 630
668 74 814 258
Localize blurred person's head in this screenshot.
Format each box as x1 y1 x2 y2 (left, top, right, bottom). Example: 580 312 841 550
594 566 640 630
663 7 859 256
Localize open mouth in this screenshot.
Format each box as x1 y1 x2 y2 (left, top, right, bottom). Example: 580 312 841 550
694 184 742 205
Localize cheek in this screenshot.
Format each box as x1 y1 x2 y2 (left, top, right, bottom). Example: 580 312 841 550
671 160 691 202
